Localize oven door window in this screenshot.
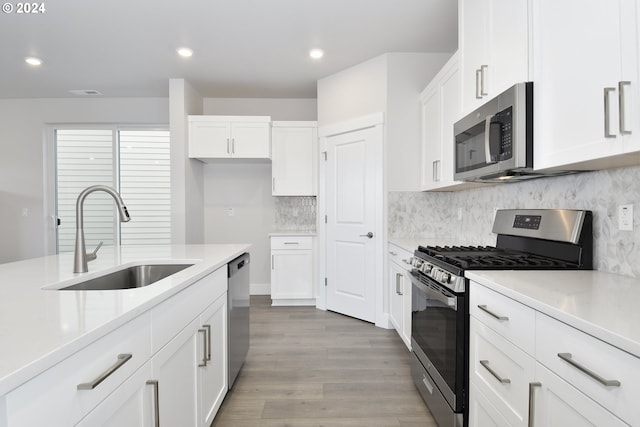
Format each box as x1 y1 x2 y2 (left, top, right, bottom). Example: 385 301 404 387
411 277 461 395
455 106 513 173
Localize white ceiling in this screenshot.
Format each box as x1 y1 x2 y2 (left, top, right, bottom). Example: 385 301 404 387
0 0 457 99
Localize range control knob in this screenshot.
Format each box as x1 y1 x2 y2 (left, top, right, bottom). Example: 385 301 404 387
441 273 451 284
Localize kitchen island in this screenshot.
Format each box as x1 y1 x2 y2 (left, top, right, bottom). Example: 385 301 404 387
0 243 250 426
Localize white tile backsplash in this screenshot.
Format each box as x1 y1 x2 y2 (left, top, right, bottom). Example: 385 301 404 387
389 165 640 277
274 196 316 231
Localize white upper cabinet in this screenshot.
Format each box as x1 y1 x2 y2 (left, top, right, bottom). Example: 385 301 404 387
271 121 317 196
421 54 478 191
532 0 640 171
459 0 530 114
188 115 271 161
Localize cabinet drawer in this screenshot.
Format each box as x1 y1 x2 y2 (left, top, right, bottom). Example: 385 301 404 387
388 243 412 271
469 319 535 427
152 267 227 354
470 282 535 354
271 236 312 250
5 313 151 427
536 312 640 426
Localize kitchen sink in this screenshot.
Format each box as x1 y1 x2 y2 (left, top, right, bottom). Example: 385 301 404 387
59 263 193 291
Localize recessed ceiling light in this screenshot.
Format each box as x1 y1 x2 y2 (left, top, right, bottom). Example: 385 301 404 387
25 57 42 66
309 49 324 59
177 47 193 57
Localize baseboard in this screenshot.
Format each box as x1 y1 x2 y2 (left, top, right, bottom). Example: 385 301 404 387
271 298 316 306
250 283 270 295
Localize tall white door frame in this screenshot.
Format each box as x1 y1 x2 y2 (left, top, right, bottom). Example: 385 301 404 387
316 113 390 328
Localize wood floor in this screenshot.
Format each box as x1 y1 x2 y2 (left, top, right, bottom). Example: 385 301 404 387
212 295 437 427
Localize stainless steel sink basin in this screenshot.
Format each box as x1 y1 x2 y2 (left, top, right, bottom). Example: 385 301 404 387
60 264 193 291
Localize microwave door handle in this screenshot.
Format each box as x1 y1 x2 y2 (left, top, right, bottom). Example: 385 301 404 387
484 114 496 164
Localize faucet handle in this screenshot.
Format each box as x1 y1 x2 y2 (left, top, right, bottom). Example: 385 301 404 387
86 241 103 262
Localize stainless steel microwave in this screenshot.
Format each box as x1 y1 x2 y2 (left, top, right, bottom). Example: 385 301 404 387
454 82 534 182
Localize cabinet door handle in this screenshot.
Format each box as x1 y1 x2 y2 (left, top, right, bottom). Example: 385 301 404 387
480 65 488 96
77 353 132 390
604 87 617 138
432 160 440 182
231 138 235 154
272 177 276 192
475 68 483 99
146 380 160 427
480 359 511 384
226 137 231 154
204 324 212 361
477 304 509 321
528 382 541 427
271 254 274 270
198 328 208 367
619 81 631 135
395 272 403 295
557 353 621 387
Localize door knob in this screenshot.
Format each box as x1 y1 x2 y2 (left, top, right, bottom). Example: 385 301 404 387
360 232 374 239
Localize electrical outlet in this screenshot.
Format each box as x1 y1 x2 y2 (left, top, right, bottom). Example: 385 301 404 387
457 207 463 221
227 208 235 217
619 204 633 231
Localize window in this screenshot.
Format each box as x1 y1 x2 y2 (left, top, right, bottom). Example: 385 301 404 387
55 127 170 253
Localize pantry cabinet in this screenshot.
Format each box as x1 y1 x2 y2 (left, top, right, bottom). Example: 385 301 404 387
459 0 530 114
469 281 638 427
270 235 315 306
271 121 318 196
387 243 412 349
532 0 640 171
188 115 271 160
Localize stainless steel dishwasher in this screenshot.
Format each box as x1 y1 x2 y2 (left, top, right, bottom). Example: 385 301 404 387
227 252 250 389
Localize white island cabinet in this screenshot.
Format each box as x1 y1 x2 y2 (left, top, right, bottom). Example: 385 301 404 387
0 244 249 427
467 270 640 427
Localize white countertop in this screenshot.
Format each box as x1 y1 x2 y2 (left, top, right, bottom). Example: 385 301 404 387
0 244 250 395
388 237 469 254
269 230 316 237
466 270 640 359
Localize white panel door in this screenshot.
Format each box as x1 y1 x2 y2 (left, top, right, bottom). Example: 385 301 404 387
325 126 378 322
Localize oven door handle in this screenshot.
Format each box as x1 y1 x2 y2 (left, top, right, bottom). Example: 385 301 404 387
410 272 457 310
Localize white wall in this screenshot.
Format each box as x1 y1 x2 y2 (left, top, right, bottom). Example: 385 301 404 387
169 79 204 244
202 98 317 290
0 97 169 264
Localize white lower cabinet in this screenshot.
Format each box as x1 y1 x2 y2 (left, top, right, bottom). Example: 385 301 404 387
388 243 412 349
270 235 315 306
3 265 229 427
150 317 200 426
532 363 627 427
469 280 635 427
76 361 153 427
198 294 228 427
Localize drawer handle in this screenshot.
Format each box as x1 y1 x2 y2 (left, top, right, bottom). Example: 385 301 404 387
283 242 299 245
557 353 621 387
528 382 541 427
389 251 398 256
480 360 511 384
402 259 411 265
77 353 132 390
477 304 509 321
198 328 208 367
146 380 160 427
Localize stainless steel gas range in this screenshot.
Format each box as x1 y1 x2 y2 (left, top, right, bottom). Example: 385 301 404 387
409 209 593 427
